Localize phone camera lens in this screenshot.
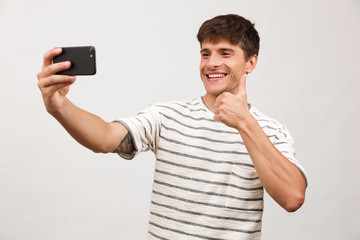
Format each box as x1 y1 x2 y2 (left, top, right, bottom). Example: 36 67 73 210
89 47 94 53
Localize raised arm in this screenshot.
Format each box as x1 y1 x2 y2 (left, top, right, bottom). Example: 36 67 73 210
37 48 134 154
213 74 306 212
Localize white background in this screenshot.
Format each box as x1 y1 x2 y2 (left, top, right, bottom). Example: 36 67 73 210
1 0 359 239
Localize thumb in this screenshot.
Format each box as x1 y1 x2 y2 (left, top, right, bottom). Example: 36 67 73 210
236 74 248 98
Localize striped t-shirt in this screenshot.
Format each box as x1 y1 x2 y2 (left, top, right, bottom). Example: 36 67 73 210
116 97 307 240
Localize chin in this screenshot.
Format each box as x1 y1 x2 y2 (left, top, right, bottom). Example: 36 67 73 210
202 80 228 96
206 88 226 97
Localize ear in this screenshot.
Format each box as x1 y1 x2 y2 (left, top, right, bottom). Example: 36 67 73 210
245 55 258 74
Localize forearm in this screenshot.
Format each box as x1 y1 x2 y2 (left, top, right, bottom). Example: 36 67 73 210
37 48 127 154
237 115 306 212
51 98 119 153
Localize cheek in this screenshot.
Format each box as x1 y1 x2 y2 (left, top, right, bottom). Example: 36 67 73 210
228 63 244 77
199 61 206 72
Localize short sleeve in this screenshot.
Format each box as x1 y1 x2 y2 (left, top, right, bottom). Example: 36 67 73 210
114 105 161 160
273 124 308 186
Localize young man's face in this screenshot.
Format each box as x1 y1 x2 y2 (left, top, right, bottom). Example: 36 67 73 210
200 39 250 98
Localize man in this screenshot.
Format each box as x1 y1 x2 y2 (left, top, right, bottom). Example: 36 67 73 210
37 14 307 240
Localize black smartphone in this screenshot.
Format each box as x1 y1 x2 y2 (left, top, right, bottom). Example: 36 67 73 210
53 46 96 75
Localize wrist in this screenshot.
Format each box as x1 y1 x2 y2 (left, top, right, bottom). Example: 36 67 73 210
49 97 72 120
236 112 258 136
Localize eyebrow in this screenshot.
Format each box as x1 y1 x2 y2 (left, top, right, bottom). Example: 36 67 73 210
200 49 210 54
200 48 235 53
219 48 235 53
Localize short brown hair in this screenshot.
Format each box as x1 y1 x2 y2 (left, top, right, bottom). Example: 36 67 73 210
197 14 260 60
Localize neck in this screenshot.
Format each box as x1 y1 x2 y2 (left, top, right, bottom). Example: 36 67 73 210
202 94 217 112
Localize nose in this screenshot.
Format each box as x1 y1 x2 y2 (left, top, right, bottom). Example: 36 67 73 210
207 54 222 68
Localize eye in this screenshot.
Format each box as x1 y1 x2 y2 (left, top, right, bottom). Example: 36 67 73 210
221 52 231 56
201 53 210 57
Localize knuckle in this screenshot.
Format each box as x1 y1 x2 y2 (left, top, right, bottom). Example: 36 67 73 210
37 80 42 89
36 72 42 80
48 75 57 83
216 93 224 100
42 66 51 75
56 61 69 71
45 48 56 58
48 63 61 75
43 51 52 61
37 82 46 95
218 114 225 122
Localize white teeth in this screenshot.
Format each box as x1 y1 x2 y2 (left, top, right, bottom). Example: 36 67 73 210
208 74 226 78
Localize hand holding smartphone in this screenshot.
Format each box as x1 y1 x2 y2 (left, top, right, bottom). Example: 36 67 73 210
53 46 96 76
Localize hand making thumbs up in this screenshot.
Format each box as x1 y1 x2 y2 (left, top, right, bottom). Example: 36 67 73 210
213 74 252 130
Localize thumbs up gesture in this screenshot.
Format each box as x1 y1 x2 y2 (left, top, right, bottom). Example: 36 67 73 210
213 74 252 130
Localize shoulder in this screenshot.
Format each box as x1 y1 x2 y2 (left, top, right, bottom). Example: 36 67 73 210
136 98 203 122
250 105 282 127
250 105 293 141
149 97 214 126
152 97 206 115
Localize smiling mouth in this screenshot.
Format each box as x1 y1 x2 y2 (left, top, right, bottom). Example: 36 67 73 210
206 73 228 81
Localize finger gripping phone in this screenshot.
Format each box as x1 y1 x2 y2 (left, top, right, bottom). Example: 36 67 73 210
53 46 96 75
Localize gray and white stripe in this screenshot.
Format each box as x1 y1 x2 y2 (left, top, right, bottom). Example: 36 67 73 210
116 97 306 240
